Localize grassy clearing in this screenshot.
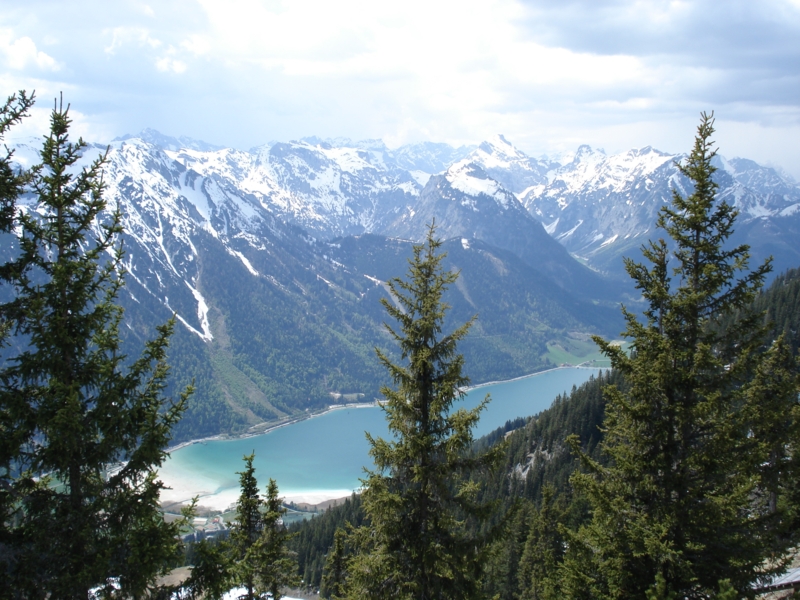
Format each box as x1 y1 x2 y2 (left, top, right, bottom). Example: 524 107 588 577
546 336 628 367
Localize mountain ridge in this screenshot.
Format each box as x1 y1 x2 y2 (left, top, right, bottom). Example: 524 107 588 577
113 128 800 281
7 128 798 442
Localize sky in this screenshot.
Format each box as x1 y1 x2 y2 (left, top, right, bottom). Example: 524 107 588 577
2 0 799 178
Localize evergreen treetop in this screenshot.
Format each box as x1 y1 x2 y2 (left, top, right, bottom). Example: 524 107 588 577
0 91 35 553
0 96 190 599
227 453 298 600
563 113 800 598
346 223 502 600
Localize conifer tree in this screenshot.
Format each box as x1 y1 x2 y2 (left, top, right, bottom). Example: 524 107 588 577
0 91 33 237
254 478 298 598
517 486 564 600
181 533 232 600
0 97 190 598
0 90 35 587
229 453 298 600
346 224 502 600
230 453 264 600
562 113 800 598
321 527 348 599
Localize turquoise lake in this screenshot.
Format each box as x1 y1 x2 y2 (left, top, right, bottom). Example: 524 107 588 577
158 367 600 508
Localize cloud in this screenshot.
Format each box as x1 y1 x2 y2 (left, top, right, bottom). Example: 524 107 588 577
156 55 187 74
103 27 163 55
180 35 210 57
517 0 800 63
1 0 798 178
0 30 60 71
514 0 800 106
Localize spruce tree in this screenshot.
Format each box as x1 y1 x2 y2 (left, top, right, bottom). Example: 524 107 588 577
229 453 298 600
230 453 264 600
253 478 298 598
181 534 232 600
562 113 800 598
321 527 348 599
346 224 502 600
0 91 33 236
0 98 190 598
516 486 564 600
0 90 35 587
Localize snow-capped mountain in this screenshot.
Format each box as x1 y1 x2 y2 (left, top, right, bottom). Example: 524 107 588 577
513 143 800 277
114 128 800 281
387 160 612 299
9 131 626 441
460 134 555 193
142 139 419 239
9 128 797 441
389 141 475 174
518 145 677 275
85 128 800 326
255 140 421 236
114 128 225 152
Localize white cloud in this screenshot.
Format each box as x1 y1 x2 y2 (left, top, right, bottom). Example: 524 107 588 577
103 27 163 55
1 0 798 177
180 35 210 56
0 30 60 71
155 55 187 74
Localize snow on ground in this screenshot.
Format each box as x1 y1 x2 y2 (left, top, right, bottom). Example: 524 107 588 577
409 170 431 186
446 162 510 208
159 478 354 512
230 250 259 276
222 588 302 600
599 233 618 248
177 175 212 221
170 283 213 342
543 218 559 235
556 219 583 240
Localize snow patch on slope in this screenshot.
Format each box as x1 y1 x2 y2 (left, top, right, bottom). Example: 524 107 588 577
167 284 213 343
230 250 259 276
446 163 510 208
599 234 618 248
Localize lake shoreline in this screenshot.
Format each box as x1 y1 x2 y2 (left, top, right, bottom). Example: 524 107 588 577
166 402 379 454
166 365 604 455
463 364 601 392
159 366 603 510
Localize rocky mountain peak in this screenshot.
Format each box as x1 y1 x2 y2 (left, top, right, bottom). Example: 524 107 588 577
113 128 224 153
570 144 606 164
443 161 516 210
477 134 522 157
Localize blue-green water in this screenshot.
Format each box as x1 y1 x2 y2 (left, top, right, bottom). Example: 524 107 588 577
159 367 600 506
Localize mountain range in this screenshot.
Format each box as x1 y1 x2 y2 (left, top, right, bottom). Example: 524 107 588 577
8 130 799 442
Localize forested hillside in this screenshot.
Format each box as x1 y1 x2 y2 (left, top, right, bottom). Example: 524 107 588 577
287 265 800 597
738 266 800 355
9 117 799 446
287 369 623 594
134 234 621 444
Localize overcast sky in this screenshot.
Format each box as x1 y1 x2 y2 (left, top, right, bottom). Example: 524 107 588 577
2 0 799 177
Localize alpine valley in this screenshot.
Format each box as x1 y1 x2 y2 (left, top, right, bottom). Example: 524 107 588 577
8 131 800 443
